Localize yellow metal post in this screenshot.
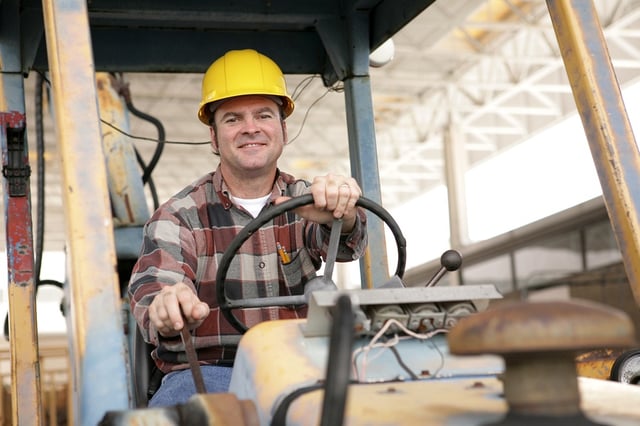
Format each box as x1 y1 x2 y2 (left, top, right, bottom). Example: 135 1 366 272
1 1 43 424
41 0 129 423
546 0 640 306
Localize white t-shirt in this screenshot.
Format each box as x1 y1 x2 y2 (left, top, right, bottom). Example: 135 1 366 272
230 194 271 218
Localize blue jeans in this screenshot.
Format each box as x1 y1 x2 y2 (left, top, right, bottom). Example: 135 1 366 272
148 366 233 407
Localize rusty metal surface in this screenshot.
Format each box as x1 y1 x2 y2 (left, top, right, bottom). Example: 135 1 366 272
41 0 129 423
96 73 150 226
240 373 640 425
502 353 582 417
448 299 636 419
189 394 259 426
448 300 635 354
576 348 627 380
101 376 640 425
99 393 259 426
98 314 640 425
546 0 640 308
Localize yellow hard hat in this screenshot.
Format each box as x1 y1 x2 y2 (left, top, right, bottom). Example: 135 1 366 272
198 49 295 125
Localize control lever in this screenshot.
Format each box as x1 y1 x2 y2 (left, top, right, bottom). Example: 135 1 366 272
424 249 462 287
180 320 206 394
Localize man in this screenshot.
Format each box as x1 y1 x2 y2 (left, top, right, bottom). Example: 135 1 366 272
128 49 368 407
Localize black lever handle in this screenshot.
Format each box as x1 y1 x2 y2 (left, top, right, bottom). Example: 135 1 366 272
424 249 463 287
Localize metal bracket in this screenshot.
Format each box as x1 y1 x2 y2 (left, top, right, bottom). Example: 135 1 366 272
302 284 503 337
2 125 30 197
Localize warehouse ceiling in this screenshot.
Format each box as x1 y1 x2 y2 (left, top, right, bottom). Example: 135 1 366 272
6 0 640 254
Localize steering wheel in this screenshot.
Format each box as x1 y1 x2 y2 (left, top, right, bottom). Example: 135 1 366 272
215 194 407 333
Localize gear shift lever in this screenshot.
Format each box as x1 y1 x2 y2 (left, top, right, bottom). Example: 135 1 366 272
425 249 462 287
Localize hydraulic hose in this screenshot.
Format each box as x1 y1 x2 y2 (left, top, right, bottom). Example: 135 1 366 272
134 147 159 209
320 294 354 426
124 97 165 185
34 72 45 284
114 73 165 210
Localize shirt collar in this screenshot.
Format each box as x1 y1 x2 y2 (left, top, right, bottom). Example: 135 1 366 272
213 165 290 210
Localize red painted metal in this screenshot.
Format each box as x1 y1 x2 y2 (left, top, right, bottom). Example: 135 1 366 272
0 111 25 128
1 110 42 425
1 110 32 285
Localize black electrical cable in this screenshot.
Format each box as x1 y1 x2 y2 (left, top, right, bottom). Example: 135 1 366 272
117 74 166 185
99 120 209 146
38 279 66 317
134 147 159 210
34 73 45 283
270 382 324 426
114 74 165 209
424 338 446 378
388 345 420 380
125 99 165 185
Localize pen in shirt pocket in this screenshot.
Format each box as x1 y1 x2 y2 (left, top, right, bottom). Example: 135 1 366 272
276 242 291 264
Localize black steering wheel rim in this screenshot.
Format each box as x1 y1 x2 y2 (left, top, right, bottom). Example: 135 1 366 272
215 194 407 333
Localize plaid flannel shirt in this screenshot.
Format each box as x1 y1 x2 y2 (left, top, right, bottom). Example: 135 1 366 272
128 166 367 372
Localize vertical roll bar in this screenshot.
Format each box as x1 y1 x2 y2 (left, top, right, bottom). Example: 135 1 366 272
547 0 640 306
41 0 129 423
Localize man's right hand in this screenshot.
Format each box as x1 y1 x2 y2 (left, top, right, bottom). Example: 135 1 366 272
148 282 210 337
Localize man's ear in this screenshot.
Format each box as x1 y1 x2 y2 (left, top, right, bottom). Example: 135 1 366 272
282 120 288 145
210 127 219 154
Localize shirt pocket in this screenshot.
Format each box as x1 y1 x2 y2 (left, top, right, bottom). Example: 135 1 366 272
279 253 302 292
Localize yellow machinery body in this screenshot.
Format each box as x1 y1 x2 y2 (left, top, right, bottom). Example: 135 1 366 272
231 319 640 425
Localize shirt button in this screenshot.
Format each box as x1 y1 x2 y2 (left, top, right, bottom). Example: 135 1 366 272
259 262 265 269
